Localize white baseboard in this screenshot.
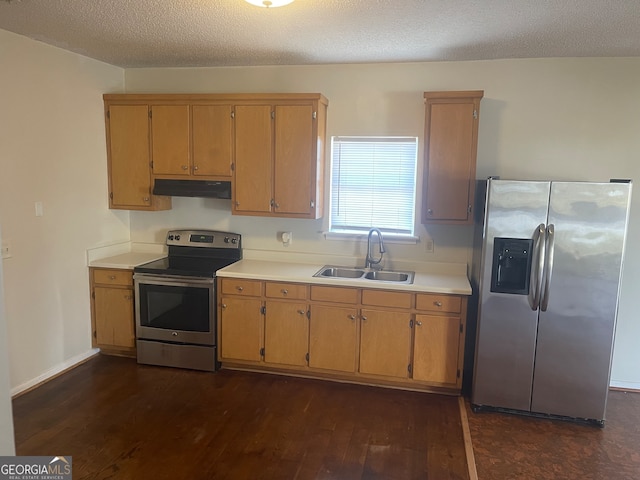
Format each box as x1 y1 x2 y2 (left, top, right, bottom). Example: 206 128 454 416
610 380 640 392
11 348 100 397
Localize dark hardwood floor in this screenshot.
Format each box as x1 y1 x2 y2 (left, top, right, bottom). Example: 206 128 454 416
466 390 640 480
12 355 470 480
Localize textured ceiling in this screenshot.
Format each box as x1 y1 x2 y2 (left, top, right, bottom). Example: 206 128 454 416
0 0 639 68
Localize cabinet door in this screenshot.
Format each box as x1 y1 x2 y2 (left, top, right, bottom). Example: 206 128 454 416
107 105 153 208
309 304 358 373
273 104 314 215
220 296 263 362
359 309 412 378
151 105 190 176
233 105 273 213
422 92 482 224
94 286 135 349
413 314 461 385
192 105 233 177
264 301 308 367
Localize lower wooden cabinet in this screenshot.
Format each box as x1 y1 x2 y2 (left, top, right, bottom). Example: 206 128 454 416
264 300 309 366
217 277 468 394
308 304 358 373
219 296 263 362
359 309 412 378
90 268 136 357
413 314 461 384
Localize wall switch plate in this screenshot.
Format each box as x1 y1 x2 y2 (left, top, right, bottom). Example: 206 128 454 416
1 240 11 259
35 201 44 217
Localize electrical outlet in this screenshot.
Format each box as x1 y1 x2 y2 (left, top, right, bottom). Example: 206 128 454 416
278 231 292 246
1 240 11 259
424 238 434 253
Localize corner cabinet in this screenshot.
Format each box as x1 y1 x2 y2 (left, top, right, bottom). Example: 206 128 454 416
422 91 483 224
233 95 328 219
89 268 136 357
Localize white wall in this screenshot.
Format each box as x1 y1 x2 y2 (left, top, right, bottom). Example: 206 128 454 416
1 33 637 391
125 58 640 388
0 29 129 391
0 226 15 455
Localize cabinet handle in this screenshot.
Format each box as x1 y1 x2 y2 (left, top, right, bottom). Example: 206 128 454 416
416 321 423 326
222 303 227 309
124 295 133 301
274 202 280 209
297 309 306 315
181 165 188 170
171 332 178 336
361 315 368 321
348 314 356 321
143 197 150 202
281 289 288 295
109 275 116 280
434 301 443 307
236 286 244 292
193 165 199 171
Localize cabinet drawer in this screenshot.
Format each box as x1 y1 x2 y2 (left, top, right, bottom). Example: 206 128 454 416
265 282 308 300
221 278 262 297
415 294 461 314
93 269 133 287
310 286 359 304
361 289 412 309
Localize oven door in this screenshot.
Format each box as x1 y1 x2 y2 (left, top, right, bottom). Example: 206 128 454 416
134 274 215 346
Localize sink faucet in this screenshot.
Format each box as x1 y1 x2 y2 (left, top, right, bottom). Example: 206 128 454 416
365 228 386 269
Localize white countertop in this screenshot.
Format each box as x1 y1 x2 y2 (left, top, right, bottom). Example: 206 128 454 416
88 251 166 270
87 241 167 269
85 243 471 295
217 259 471 295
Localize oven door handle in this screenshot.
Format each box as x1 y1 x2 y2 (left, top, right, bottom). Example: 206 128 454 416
133 274 215 287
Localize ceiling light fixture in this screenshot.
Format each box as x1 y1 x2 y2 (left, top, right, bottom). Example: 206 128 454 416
245 0 294 7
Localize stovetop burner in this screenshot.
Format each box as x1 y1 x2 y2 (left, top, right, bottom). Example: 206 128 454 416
134 229 242 278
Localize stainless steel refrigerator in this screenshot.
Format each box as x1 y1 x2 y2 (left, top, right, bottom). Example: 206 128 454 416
471 178 632 425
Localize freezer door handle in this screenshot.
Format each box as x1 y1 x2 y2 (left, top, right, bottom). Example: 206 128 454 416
529 223 546 310
540 224 555 311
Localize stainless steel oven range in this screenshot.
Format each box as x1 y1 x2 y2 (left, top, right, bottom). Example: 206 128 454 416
133 229 241 371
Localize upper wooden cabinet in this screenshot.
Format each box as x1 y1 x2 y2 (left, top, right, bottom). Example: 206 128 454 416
149 104 190 176
103 94 326 216
422 91 483 224
150 103 233 178
233 95 328 219
104 103 171 210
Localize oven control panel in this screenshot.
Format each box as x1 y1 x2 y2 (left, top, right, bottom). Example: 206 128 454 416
166 230 241 249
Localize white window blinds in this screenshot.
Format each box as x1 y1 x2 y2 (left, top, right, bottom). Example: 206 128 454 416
330 136 417 236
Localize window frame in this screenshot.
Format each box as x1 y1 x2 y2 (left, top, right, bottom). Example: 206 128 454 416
326 135 419 241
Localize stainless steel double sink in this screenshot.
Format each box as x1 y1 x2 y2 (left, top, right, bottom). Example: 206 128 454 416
313 265 415 285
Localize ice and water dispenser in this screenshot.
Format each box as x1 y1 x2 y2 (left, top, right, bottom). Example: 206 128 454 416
490 238 533 295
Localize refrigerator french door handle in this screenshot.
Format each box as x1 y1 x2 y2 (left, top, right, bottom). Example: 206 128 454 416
540 224 555 311
528 223 546 311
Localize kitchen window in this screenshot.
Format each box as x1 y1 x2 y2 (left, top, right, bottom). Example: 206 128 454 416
329 136 418 238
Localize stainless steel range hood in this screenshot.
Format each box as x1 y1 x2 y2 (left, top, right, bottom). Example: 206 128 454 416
152 179 231 199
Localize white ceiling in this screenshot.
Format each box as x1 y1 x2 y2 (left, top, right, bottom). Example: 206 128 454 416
1 0 639 68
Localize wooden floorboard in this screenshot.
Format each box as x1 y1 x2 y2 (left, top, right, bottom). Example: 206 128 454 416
12 355 470 480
